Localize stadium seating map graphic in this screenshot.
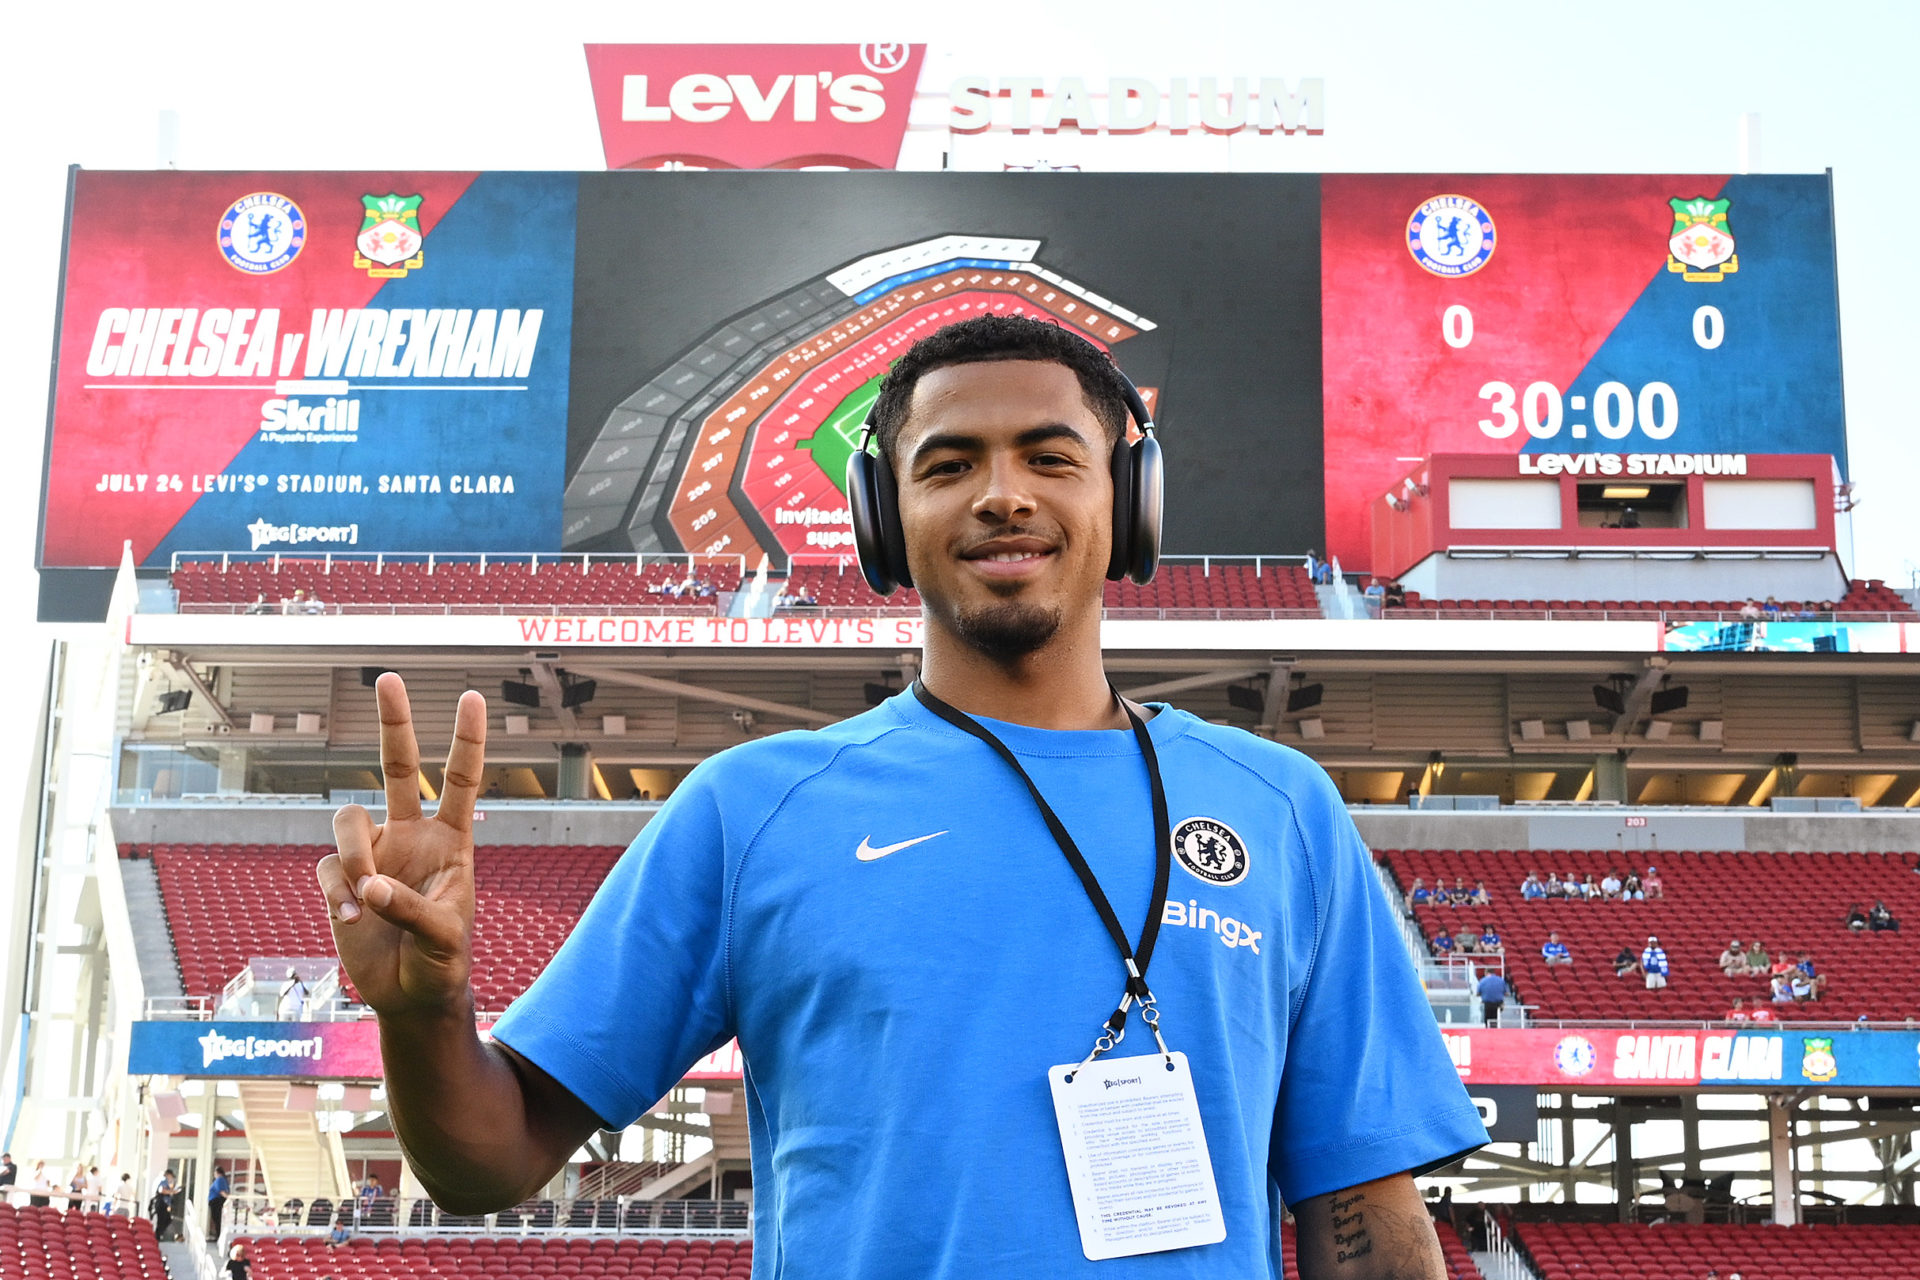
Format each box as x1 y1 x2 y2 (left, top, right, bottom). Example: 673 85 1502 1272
562 235 1158 565
41 171 1842 576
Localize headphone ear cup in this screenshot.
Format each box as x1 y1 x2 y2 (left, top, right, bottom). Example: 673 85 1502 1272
1128 434 1163 584
872 449 914 591
1107 437 1134 583
846 449 898 596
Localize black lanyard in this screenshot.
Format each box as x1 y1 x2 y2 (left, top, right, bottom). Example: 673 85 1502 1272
912 680 1172 1045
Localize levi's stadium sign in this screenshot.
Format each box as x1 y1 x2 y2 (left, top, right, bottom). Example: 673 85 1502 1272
581 45 1324 170
584 44 928 170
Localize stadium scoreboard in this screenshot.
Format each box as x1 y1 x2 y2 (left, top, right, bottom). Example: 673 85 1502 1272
40 171 1844 592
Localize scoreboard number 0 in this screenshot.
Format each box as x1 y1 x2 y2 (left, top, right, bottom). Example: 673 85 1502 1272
1442 305 1474 349
1692 305 1724 350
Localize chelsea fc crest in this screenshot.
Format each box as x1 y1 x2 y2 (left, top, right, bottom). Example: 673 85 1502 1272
1172 818 1249 886
1407 194 1496 278
217 192 306 275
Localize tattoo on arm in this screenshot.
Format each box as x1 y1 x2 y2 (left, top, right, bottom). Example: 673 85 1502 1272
1328 1190 1374 1265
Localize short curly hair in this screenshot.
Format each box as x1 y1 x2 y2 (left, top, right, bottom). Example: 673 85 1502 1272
867 314 1132 461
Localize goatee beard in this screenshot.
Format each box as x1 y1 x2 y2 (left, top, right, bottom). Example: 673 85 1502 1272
952 600 1063 661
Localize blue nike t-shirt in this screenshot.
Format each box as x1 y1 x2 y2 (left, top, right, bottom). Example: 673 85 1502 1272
492 691 1486 1277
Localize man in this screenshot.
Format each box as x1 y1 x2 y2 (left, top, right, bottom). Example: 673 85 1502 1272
1476 925 1501 954
1642 937 1670 990
1725 998 1749 1023
206 1165 229 1240
149 1168 176 1240
1432 926 1456 956
1612 946 1641 979
1600 869 1623 900
316 316 1485 1278
1542 932 1572 966
1476 969 1508 1025
1520 872 1546 900
0 1151 13 1204
1718 939 1749 977
277 967 308 1021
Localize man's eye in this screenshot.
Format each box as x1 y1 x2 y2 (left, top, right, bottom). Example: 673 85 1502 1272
926 460 968 477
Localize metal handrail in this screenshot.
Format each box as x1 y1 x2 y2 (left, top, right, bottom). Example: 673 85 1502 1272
231 1194 751 1239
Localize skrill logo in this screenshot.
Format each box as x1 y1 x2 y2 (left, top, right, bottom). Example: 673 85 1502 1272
198 1030 325 1070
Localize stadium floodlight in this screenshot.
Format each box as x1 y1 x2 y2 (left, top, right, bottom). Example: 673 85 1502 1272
360 667 386 688
155 689 191 714
1649 686 1690 715
1226 682 1265 714
501 680 541 708
559 676 598 710
1285 683 1324 713
1592 684 1626 715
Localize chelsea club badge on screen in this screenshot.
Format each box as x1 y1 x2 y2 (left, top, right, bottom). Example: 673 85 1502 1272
1048 1051 1228 1260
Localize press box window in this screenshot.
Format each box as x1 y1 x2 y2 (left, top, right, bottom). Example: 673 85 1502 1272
1577 482 1687 529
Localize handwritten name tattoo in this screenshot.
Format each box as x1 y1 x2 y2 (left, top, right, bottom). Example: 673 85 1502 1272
1329 1191 1374 1265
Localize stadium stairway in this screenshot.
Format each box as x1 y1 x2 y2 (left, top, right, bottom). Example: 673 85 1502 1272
236 1078 353 1212
118 854 185 1000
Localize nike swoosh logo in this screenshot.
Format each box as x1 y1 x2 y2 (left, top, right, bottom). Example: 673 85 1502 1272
855 831 950 862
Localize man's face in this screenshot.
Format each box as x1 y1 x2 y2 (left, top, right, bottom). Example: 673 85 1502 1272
892 360 1114 660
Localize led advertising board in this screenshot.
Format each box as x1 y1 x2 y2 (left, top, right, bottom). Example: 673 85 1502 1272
43 171 1843 595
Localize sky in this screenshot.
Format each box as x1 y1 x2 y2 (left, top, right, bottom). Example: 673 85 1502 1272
0 0 1916 886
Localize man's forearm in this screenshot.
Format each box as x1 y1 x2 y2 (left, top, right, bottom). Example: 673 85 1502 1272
1294 1173 1447 1280
378 1001 559 1214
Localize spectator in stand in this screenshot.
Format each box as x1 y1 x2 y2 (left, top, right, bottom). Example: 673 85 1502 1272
1580 873 1603 901
111 1172 135 1216
1470 881 1491 906
1543 871 1567 899
1769 973 1794 1004
1747 999 1776 1023
27 1160 51 1207
1768 950 1797 980
1432 927 1455 956
278 966 309 1021
1643 867 1664 899
1600 869 1623 900
245 593 272 615
0 1151 13 1203
1846 903 1870 932
1477 924 1501 954
1641 936 1669 990
1542 932 1572 966
83 1165 102 1212
328 1215 351 1248
148 1169 176 1239
1451 877 1476 907
1745 939 1769 972
225 1241 251 1280
66 1162 86 1211
1456 930 1479 956
303 591 326 615
1407 877 1431 910
206 1165 230 1240
1613 946 1642 978
1796 953 1828 997
1763 596 1782 617
1520 872 1546 900
1739 599 1761 620
1869 899 1901 932
1477 969 1509 1024
1363 579 1385 609
1725 997 1749 1023
1384 579 1407 609
1622 871 1645 900
1719 940 1752 977
1789 970 1816 1002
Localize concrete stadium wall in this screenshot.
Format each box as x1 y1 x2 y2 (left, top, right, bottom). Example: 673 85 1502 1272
110 802 1919 855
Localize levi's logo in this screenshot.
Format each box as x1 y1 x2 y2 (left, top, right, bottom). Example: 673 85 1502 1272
622 72 888 125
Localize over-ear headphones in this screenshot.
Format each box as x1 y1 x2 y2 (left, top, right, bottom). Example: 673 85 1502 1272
845 366 1163 596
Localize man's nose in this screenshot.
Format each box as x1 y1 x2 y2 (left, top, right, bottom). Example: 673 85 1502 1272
971 454 1036 523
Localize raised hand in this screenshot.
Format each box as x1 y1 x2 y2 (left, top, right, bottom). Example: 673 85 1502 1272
317 673 487 1018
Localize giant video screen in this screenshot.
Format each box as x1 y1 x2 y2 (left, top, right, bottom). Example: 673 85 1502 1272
42 171 1842 584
